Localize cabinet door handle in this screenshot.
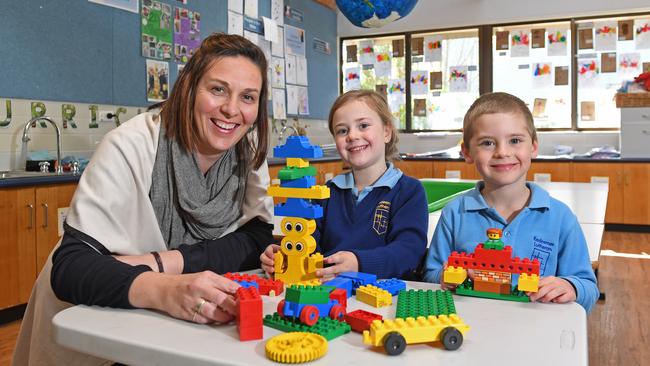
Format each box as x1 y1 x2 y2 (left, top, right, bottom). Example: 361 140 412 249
42 203 49 228
27 204 34 229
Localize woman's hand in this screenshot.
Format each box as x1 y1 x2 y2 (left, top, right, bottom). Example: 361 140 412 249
128 271 240 324
527 276 576 304
260 244 280 276
316 251 359 281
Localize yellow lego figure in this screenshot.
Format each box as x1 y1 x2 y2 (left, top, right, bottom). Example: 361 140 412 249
274 217 323 285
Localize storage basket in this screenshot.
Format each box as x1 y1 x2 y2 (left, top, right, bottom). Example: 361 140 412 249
615 92 650 108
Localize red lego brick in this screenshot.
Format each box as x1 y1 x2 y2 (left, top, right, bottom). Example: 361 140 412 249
237 324 263 341
447 246 540 276
224 272 284 296
344 309 382 333
236 287 263 341
329 288 347 308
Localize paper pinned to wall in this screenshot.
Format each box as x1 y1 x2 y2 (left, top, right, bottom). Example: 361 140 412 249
263 17 278 43
531 28 545 49
141 0 173 60
359 40 375 65
578 59 599 88
146 59 169 102
344 66 361 90
228 11 243 36
272 88 286 119
547 28 567 56
635 19 650 49
285 24 306 57
532 98 547 118
554 66 568 85
618 20 633 41
532 63 552 88
619 53 641 73
578 28 594 50
244 0 258 17
601 52 617 73
374 51 392 78
173 7 201 63
410 70 428 95
271 0 284 26
510 29 530 57
449 66 468 92
430 71 443 90
228 0 243 13
271 56 285 88
296 56 308 86
285 55 297 84
271 26 284 56
297 86 309 115
495 31 509 50
286 84 298 115
594 22 617 51
580 101 596 121
424 35 442 62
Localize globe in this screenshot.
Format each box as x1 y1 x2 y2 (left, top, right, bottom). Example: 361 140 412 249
336 0 418 28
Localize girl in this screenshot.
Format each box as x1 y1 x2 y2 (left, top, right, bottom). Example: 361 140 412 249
262 90 428 280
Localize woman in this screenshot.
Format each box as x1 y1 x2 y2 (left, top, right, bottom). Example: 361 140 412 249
14 33 274 365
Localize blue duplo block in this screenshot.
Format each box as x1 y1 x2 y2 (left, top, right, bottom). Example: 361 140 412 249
274 198 323 219
236 281 259 290
375 278 407 296
323 277 353 298
280 176 317 188
273 135 323 159
337 272 378 293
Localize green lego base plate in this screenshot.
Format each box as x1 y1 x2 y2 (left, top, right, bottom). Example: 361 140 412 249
263 313 351 340
455 282 530 303
395 289 457 318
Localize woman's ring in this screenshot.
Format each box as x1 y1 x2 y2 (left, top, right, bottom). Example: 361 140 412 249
192 298 207 322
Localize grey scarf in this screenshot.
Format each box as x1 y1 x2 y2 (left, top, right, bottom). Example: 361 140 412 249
150 127 247 248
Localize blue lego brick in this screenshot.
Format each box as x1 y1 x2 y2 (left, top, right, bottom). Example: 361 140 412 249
274 198 323 219
280 176 317 188
323 277 353 298
234 280 259 290
273 135 324 159
374 278 406 296
282 299 341 319
337 272 378 293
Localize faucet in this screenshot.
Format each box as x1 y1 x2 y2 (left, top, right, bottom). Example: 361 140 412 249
22 116 63 174
278 125 300 145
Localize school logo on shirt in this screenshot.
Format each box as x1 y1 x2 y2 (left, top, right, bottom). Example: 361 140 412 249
372 201 390 235
531 236 555 274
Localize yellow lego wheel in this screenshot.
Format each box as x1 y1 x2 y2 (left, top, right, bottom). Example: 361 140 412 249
265 332 328 363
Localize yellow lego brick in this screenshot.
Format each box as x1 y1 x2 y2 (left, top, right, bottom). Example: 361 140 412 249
363 315 470 347
280 217 316 237
443 266 467 284
274 234 318 285
307 253 324 273
267 185 330 199
355 285 392 308
518 273 539 292
295 278 322 286
286 158 309 168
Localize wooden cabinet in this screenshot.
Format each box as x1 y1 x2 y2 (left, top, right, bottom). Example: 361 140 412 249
394 160 433 179
432 160 480 179
527 161 572 182
0 183 77 310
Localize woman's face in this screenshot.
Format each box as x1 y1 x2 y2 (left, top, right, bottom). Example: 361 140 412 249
193 56 262 165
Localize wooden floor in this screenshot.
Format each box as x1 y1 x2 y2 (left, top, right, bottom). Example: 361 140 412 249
0 230 648 365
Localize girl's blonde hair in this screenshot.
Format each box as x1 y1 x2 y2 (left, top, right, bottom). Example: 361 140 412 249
327 90 400 162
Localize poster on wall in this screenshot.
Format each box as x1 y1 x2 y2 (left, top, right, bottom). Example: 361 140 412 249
578 28 594 50
89 0 138 13
374 51 392 78
430 71 443 89
271 0 284 26
619 53 641 73
272 26 284 56
285 24 306 57
146 59 169 102
286 85 298 115
141 0 172 60
271 57 285 88
272 88 286 119
495 31 509 50
532 63 552 88
618 20 634 41
601 52 617 73
410 70 428 95
510 30 530 57
449 66 468 92
244 0 258 17
297 86 309 115
387 79 405 116
531 28 545 49
594 22 617 51
173 7 200 63
554 66 568 85
580 101 596 121
359 40 375 65
296 57 308 86
424 35 442 62
413 99 427 117
547 28 567 56
635 19 650 49
285 55 297 84
344 66 361 90
228 11 243 36
228 0 243 13
578 59 599 88
532 98 547 118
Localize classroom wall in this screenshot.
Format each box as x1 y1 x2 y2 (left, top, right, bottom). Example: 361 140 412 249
337 0 650 37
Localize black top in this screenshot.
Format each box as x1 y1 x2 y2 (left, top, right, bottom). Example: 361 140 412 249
51 218 273 308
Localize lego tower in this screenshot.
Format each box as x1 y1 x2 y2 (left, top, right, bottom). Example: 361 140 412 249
267 136 330 285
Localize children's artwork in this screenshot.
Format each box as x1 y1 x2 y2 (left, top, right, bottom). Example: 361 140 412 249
410 70 428 95
424 35 442 62
430 71 443 90
392 39 404 57
510 30 530 57
532 98 547 118
228 11 243 36
244 0 258 17
578 59 599 88
272 88 286 119
580 101 596 121
531 28 545 49
359 40 375 65
594 22 617 51
554 66 568 85
284 25 305 57
388 78 405 97
263 17 279 43
286 84 298 115
547 28 567 56
532 63 552 88
619 53 641 73
271 26 284 56
271 57 285 88
271 0 284 26
346 44 358 62
413 99 427 117
141 0 173 60
146 59 169 102
411 37 424 57
374 51 392 78
578 28 593 50
228 0 243 13
296 57 308 86
173 7 200 63
297 86 309 115
618 20 634 41
601 52 617 73
285 55 297 84
375 84 387 99
635 19 650 49
344 66 361 90
449 66 468 92
495 31 509 50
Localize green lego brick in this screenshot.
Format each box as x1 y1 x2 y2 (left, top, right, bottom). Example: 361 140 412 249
455 282 530 303
278 166 318 180
395 289 457 318
285 285 331 304
263 313 351 340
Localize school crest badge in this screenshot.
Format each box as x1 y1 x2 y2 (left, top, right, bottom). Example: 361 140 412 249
373 201 391 235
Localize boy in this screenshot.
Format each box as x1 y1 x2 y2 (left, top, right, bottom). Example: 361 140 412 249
422 92 598 312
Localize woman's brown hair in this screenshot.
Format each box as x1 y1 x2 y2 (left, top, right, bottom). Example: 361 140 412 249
327 90 400 162
159 33 269 169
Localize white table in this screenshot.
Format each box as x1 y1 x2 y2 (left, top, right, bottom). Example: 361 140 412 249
53 281 587 366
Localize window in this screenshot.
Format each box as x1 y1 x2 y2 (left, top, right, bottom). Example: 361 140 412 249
411 29 479 130
492 22 572 129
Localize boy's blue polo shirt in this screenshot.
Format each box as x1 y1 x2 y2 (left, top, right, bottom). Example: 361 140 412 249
330 163 403 203
423 181 599 312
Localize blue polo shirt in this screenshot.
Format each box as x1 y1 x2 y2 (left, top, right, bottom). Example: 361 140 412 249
330 163 403 203
423 182 599 312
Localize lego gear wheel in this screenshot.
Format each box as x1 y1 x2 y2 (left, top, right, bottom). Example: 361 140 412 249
265 332 328 363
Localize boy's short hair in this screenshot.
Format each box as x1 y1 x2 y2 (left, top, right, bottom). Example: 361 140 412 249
328 90 400 162
463 92 537 148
